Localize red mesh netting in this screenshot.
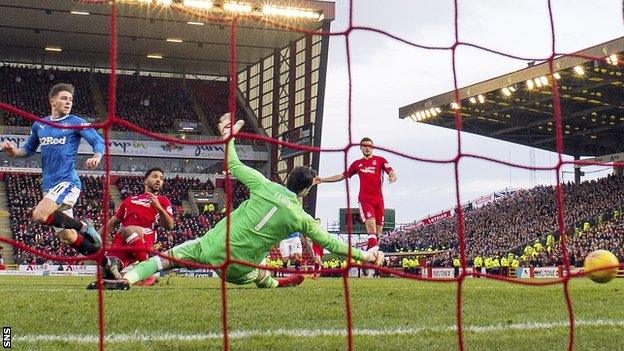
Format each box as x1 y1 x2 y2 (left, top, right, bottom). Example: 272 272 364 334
1 1 624 350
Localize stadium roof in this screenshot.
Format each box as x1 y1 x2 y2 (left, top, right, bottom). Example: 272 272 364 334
399 36 624 157
0 0 335 77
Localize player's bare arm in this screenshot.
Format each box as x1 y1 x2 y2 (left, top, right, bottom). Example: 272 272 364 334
148 193 174 230
314 173 345 185
388 170 397 184
99 215 122 237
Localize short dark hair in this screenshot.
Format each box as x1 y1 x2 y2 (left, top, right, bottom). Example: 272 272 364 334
48 83 75 100
360 137 373 144
145 167 165 179
286 166 315 194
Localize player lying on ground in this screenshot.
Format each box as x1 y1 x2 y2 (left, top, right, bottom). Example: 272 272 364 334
87 167 174 288
1 83 104 256
96 114 384 290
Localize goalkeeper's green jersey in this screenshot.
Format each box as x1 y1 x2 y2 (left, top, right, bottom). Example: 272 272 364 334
198 139 364 272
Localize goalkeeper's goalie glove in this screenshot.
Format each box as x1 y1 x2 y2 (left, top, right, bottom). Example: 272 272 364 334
361 246 385 266
218 113 245 139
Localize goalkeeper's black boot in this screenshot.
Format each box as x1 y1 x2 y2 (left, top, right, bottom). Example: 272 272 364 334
86 257 124 289
87 279 130 291
102 256 124 280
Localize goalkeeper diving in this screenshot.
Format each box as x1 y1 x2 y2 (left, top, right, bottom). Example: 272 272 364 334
97 114 384 290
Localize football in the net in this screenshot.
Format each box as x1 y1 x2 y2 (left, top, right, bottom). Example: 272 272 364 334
583 250 620 283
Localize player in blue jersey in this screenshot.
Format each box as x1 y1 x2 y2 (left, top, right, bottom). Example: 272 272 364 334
1 83 105 256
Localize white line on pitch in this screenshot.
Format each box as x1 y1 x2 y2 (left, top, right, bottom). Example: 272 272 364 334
13 319 624 343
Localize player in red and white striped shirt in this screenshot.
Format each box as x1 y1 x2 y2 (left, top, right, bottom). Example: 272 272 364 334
315 137 397 251
93 167 174 287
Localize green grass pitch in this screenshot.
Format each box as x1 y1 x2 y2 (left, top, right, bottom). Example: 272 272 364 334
0 275 622 350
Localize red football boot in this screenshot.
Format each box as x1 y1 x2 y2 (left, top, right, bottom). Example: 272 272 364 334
134 275 157 286
276 274 305 288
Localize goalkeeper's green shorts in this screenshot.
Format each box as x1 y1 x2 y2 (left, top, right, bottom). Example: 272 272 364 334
167 238 261 285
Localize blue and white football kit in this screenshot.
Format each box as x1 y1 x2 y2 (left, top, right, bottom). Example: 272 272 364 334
279 231 303 258
22 114 105 231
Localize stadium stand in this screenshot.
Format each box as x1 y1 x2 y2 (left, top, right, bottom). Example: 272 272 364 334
539 211 624 267
98 73 197 134
380 174 624 267
192 81 256 135
116 175 214 206
0 65 98 126
155 210 217 252
0 65 265 146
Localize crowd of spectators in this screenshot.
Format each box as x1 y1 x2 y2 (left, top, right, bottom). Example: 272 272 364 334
99 73 197 134
116 175 214 206
232 179 250 208
0 65 97 126
154 210 223 252
380 174 624 267
536 211 624 267
569 216 624 264
213 178 250 208
6 173 104 264
1 65 265 148
192 81 256 135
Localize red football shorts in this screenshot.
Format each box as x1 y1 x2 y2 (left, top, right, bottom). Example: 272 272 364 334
108 230 155 268
359 200 384 226
312 242 324 259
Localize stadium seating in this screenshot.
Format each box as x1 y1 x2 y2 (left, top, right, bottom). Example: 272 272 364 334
380 175 624 267
539 211 624 267
155 210 220 252
116 175 214 206
232 179 250 208
192 81 257 135
0 65 264 143
98 73 197 134
0 65 97 126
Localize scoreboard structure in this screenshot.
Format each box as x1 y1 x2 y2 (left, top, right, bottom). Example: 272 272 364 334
279 123 314 159
339 208 396 234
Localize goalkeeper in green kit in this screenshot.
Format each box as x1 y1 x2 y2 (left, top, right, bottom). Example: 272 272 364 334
98 114 384 290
